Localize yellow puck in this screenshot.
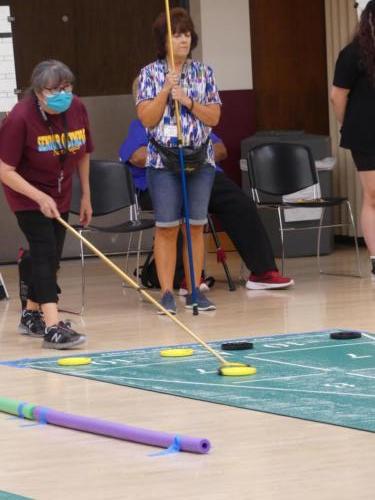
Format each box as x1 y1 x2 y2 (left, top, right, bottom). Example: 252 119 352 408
219 364 257 377
159 348 194 357
57 357 92 366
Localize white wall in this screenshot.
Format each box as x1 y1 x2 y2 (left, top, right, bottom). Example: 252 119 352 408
0 6 17 112
356 0 369 17
189 0 203 61
199 0 253 91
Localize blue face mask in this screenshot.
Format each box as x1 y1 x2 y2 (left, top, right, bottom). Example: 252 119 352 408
45 91 73 113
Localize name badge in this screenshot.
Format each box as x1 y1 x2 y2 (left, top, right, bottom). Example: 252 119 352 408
164 124 178 139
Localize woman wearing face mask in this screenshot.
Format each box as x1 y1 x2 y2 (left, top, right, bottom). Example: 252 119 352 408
0 59 93 349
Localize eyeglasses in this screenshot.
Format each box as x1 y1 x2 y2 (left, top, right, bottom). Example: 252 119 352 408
43 83 73 95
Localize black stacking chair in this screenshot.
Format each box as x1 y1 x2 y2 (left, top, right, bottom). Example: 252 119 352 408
69 160 155 313
247 143 361 277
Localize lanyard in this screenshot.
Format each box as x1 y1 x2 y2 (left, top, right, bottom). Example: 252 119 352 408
35 95 69 193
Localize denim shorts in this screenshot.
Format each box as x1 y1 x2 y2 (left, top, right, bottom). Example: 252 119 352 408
146 164 215 227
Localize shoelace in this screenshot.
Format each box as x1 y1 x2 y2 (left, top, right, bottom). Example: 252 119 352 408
45 325 72 342
57 321 76 335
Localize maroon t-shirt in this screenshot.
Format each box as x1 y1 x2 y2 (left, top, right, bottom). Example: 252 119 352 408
0 94 94 212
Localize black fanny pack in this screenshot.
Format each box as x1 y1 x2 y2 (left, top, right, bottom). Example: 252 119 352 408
150 137 209 174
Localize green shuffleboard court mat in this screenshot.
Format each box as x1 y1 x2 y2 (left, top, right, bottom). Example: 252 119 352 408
0 492 33 499
1 330 375 432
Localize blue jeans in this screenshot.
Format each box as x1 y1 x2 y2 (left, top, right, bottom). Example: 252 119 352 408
147 165 215 227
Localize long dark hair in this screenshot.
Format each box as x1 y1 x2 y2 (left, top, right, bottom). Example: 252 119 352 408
357 0 375 85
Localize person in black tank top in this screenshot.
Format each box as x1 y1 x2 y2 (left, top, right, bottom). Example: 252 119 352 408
331 0 375 276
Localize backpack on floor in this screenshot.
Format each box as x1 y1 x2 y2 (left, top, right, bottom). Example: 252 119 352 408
138 249 185 290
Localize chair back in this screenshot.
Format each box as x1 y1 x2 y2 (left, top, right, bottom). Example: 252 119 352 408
247 143 318 196
71 160 136 216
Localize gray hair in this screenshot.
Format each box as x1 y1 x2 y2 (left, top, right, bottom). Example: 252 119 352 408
30 60 74 92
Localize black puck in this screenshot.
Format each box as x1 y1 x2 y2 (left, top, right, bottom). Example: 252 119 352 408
330 331 362 340
221 341 254 351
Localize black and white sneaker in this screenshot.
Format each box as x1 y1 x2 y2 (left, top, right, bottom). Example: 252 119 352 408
43 321 86 350
18 309 46 337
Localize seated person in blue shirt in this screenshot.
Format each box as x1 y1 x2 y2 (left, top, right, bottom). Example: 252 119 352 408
119 119 294 292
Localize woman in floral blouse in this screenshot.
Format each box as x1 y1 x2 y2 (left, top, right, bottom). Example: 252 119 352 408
137 8 221 314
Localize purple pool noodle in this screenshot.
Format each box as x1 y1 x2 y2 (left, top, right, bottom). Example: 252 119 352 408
33 407 210 454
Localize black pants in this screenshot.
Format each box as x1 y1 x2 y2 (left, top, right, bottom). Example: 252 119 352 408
138 170 277 274
15 211 69 304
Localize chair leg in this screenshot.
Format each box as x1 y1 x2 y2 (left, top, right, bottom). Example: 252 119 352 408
207 215 236 291
277 207 286 275
318 201 362 278
135 231 143 284
317 206 325 274
80 234 86 313
347 200 362 277
125 233 134 274
59 229 85 315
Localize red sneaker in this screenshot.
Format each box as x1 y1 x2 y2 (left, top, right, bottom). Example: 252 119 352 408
246 270 294 290
178 277 210 296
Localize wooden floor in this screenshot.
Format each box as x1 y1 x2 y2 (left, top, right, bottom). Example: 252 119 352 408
0 247 374 500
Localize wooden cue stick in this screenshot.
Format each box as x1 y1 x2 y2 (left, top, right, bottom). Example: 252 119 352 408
57 216 228 365
164 0 183 143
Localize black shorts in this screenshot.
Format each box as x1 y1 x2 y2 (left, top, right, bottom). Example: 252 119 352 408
351 150 375 171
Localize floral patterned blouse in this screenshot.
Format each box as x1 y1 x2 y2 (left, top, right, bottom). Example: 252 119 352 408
137 58 221 169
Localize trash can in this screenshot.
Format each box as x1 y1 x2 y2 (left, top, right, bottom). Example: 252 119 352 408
240 130 334 257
